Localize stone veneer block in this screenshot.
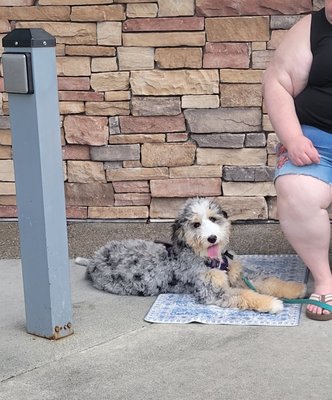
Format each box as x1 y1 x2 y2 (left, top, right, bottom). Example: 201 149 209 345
223 166 274 182
65 182 114 206
119 115 185 133
131 70 219 95
90 144 140 161
127 3 158 18
70 5 125 21
123 32 205 47
114 0 157 2
252 50 275 70
0 6 70 20
66 45 116 56
155 48 202 69
150 197 187 218
270 15 302 30
267 133 279 154
91 72 130 91
0 206 17 218
113 181 150 193
192 133 245 148
203 43 250 69
114 193 151 206
59 91 104 101
245 133 266 148
222 182 276 197
66 207 88 219
97 22 122 45
59 101 84 114
220 84 262 107
67 160 106 183
57 57 91 76
88 206 149 219
0 146 12 159
197 148 266 166
185 108 261 133
40 0 113 4
141 143 196 167
131 96 181 116
2 0 34 5
151 178 221 197
85 101 130 116
0 130 11 146
64 115 108 145
57 77 90 90
158 0 195 17
217 196 268 220
91 57 118 72
62 145 90 160
16 21 96 45
196 0 312 16
109 116 120 134
0 21 10 32
118 47 154 70
105 92 131 101
0 116 10 129
0 160 14 181
220 69 263 83
123 17 204 31
0 196 16 206
109 134 165 144
106 167 168 181
182 95 219 109
267 197 278 220
0 183 15 195
206 17 269 42
169 166 221 178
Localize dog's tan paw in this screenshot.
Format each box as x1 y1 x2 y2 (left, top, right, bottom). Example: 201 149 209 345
269 298 284 314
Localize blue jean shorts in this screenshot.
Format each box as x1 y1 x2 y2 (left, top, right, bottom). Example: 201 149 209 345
274 125 332 185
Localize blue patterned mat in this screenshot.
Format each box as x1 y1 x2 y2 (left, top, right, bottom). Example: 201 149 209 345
145 255 308 326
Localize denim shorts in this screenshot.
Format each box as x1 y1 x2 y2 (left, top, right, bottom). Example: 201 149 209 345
274 125 332 185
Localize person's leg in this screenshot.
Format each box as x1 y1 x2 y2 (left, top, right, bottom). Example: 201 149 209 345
275 175 332 316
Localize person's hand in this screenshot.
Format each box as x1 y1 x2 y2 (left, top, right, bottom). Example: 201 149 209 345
285 135 320 166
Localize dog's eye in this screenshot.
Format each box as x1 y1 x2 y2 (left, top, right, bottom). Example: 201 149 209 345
193 222 201 228
209 217 217 222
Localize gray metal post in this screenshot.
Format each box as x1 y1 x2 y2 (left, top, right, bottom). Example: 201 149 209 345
2 29 73 340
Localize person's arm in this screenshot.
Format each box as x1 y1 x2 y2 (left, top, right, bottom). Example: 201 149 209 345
262 15 320 166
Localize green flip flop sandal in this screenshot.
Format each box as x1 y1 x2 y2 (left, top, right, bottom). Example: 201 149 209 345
305 293 332 321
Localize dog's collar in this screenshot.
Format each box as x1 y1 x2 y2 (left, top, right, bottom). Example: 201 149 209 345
207 250 233 271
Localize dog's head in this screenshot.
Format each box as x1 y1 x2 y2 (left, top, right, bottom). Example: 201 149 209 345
171 197 230 258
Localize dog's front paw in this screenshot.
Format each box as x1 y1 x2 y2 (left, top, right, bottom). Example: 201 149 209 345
253 295 284 314
269 298 284 314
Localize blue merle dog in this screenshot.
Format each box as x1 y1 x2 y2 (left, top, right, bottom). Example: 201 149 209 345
76 197 306 313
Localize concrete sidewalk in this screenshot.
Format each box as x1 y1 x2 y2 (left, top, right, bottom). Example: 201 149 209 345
1 222 332 400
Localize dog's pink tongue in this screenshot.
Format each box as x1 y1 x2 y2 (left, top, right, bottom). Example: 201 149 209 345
208 244 220 258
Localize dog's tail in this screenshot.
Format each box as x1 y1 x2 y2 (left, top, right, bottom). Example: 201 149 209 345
75 257 89 266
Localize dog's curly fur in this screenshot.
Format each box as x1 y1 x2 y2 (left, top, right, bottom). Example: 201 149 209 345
79 198 306 314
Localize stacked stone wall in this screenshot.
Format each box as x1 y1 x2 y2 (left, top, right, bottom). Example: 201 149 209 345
0 0 324 220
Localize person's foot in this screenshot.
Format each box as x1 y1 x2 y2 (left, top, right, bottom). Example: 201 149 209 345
306 282 332 320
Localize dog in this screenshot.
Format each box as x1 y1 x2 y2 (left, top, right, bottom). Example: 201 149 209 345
76 197 306 314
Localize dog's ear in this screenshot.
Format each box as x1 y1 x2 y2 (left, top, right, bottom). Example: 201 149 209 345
171 217 187 254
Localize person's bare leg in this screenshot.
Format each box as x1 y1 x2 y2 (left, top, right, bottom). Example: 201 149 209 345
275 175 332 315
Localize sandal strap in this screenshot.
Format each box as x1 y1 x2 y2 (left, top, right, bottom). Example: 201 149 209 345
283 298 332 311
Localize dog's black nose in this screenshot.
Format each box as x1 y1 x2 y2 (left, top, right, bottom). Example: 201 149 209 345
207 235 217 244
